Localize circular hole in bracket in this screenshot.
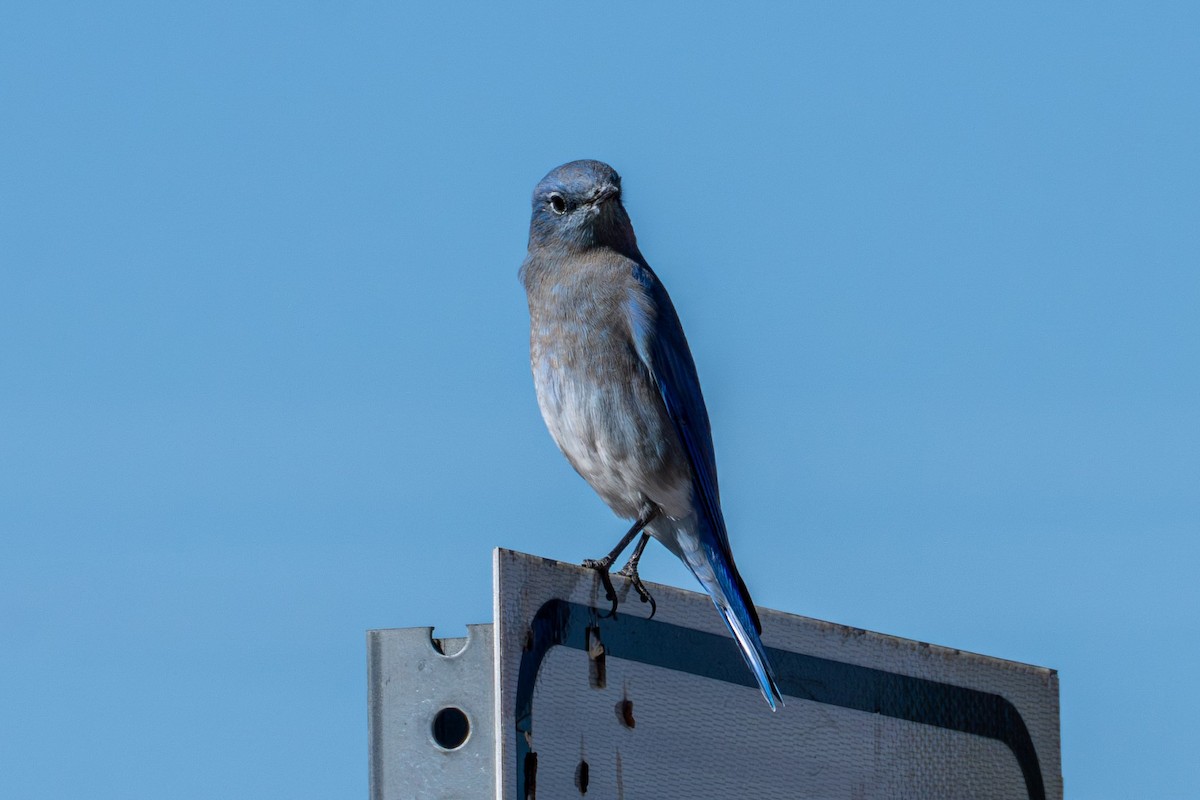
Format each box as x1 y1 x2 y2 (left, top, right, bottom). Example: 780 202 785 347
431 706 470 750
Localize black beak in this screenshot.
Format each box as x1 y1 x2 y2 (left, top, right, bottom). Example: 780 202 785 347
592 183 619 205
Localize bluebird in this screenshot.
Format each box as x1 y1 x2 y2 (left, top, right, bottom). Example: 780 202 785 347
518 160 784 710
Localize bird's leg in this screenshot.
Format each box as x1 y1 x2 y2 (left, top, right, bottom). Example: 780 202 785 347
616 532 656 619
583 507 659 617
582 519 644 617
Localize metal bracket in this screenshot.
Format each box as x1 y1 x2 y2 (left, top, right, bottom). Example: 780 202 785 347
367 624 495 799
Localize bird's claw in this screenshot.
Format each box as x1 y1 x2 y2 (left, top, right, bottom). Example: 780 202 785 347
616 563 657 620
583 558 620 618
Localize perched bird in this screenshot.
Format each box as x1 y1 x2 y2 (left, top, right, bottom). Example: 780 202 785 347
518 159 784 710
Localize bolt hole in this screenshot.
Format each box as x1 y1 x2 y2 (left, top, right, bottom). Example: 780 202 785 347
431 707 470 750
575 758 589 794
616 698 636 729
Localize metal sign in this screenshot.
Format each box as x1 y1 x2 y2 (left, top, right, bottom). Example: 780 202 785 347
495 549 1061 800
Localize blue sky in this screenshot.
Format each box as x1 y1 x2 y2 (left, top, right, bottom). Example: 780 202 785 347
2 3 1197 797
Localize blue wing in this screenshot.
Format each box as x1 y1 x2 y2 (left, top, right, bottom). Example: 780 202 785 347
628 264 725 539
627 262 758 631
627 260 782 709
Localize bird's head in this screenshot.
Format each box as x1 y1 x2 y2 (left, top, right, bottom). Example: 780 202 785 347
528 160 639 257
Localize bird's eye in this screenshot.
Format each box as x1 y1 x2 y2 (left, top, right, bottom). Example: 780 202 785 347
548 193 567 215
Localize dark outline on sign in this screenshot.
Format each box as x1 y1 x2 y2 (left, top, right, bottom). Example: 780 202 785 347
515 599 1045 800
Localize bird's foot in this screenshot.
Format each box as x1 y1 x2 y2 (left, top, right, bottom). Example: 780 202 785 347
615 563 656 619
582 556 620 618
584 512 660 619
616 532 656 619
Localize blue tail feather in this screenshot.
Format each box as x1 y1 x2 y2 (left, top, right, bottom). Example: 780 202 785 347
695 539 785 711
